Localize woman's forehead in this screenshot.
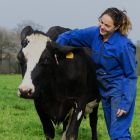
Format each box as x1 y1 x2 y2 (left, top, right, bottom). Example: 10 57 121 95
100 14 114 26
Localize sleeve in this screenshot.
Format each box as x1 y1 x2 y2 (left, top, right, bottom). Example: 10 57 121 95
56 26 97 48
118 40 137 113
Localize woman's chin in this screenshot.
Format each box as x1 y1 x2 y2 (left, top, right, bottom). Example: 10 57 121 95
100 31 106 36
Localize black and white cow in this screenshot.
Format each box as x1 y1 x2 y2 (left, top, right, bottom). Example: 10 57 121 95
17 26 100 140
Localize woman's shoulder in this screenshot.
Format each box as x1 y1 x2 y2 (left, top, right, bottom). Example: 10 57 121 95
116 32 134 45
84 26 99 30
116 33 136 53
119 32 133 42
78 26 99 33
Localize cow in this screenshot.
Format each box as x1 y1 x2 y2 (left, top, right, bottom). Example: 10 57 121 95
17 26 100 140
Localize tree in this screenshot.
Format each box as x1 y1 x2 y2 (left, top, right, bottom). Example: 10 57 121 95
0 21 44 73
15 20 44 35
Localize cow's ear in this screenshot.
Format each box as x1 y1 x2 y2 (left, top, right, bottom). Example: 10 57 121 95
21 26 33 41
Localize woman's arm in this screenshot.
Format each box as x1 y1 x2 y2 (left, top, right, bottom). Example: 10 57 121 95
56 26 98 48
118 40 137 113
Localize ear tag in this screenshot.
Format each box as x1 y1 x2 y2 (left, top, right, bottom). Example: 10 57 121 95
66 52 74 59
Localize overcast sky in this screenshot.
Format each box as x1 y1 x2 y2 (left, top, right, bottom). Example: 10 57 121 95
0 0 139 43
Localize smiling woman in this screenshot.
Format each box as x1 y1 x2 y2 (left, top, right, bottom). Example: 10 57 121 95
56 7 137 140
98 7 132 42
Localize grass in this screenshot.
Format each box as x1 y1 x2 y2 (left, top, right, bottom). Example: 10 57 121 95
0 74 139 140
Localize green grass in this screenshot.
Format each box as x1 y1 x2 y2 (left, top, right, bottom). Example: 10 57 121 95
0 74 139 140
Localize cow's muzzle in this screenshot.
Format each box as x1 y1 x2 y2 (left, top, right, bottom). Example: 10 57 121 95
17 85 35 99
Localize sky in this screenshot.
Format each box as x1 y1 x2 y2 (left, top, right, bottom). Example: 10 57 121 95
0 0 139 43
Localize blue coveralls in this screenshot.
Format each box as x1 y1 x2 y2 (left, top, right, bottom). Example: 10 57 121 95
56 26 137 140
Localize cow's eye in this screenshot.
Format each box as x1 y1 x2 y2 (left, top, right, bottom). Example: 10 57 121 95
39 57 51 65
43 59 48 65
44 58 51 65
21 39 29 48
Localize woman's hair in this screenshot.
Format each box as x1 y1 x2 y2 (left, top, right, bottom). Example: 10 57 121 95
99 7 132 35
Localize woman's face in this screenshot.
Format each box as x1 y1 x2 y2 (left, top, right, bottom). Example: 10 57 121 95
99 14 116 38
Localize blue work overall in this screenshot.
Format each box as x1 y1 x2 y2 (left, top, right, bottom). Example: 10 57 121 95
56 26 137 140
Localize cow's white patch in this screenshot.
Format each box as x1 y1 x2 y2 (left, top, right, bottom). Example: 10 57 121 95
19 33 51 93
77 110 82 120
85 99 98 114
62 131 66 140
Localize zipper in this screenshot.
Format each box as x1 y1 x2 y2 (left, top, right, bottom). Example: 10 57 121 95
97 41 107 75
98 41 104 64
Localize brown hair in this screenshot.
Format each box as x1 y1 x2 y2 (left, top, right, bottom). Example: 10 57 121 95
99 7 132 35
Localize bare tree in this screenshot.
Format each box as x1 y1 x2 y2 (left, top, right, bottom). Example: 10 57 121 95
15 20 44 35
0 27 20 73
0 21 44 73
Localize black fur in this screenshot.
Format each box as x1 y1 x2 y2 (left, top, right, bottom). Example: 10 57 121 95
18 26 100 140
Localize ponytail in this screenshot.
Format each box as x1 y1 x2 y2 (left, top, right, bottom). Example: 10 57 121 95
118 11 132 35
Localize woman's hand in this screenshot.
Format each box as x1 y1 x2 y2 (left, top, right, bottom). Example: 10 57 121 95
116 109 127 117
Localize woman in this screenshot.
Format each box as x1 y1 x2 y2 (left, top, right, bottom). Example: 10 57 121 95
56 7 137 140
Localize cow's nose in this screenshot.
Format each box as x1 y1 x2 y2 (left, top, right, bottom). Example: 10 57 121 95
18 85 34 98
18 87 30 95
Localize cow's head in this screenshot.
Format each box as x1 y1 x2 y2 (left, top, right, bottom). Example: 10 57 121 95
17 26 81 99
17 26 53 98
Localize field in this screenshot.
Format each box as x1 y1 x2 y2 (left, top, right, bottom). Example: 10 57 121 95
0 75 140 140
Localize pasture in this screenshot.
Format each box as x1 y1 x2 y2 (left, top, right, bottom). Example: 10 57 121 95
0 74 139 140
